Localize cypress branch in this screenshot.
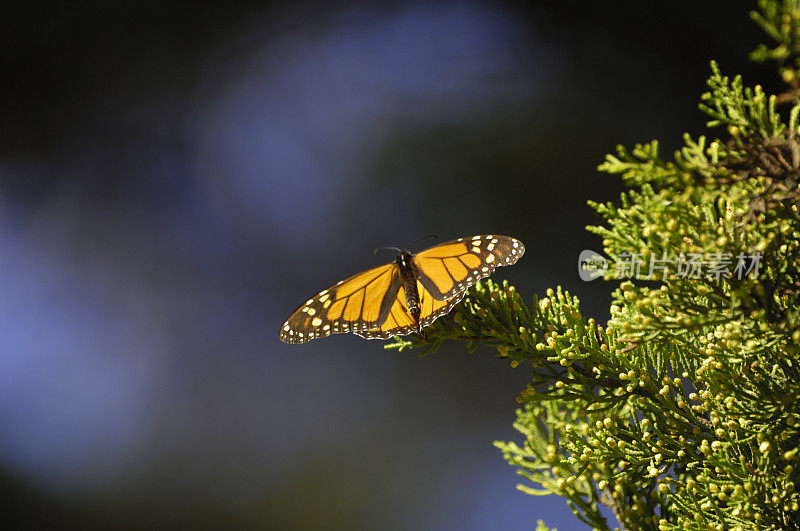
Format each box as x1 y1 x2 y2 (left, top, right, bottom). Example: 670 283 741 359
389 1 800 528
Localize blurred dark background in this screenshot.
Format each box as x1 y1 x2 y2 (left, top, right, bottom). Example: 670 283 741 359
0 1 777 529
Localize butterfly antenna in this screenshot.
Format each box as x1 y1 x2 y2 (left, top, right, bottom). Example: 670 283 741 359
406 234 438 250
373 246 402 256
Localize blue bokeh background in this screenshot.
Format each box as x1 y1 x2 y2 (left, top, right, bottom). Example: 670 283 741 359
0 1 773 528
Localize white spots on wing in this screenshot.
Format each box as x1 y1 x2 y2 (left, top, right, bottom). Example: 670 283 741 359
512 242 519 248
486 254 495 263
312 317 322 327
319 294 329 303
487 243 495 251
472 235 481 241
482 267 489 272
307 307 317 316
491 238 498 243
283 324 290 331
471 246 480 253
323 299 331 308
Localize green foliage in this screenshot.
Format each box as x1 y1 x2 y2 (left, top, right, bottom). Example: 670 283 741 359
536 520 557 531
390 1 800 529
751 0 800 84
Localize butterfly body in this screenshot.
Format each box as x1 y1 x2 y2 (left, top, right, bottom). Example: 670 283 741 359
280 235 524 344
393 249 431 337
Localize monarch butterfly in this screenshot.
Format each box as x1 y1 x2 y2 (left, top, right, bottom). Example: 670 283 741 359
279 235 525 344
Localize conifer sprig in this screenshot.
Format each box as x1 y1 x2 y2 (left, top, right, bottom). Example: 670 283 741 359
388 1 800 529
751 0 800 87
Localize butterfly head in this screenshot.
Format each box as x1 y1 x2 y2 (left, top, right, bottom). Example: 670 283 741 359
395 250 413 268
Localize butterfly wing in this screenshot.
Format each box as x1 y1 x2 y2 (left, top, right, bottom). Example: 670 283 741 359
412 235 525 301
359 277 462 339
280 262 401 344
357 281 421 340
416 278 465 328
359 280 462 340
